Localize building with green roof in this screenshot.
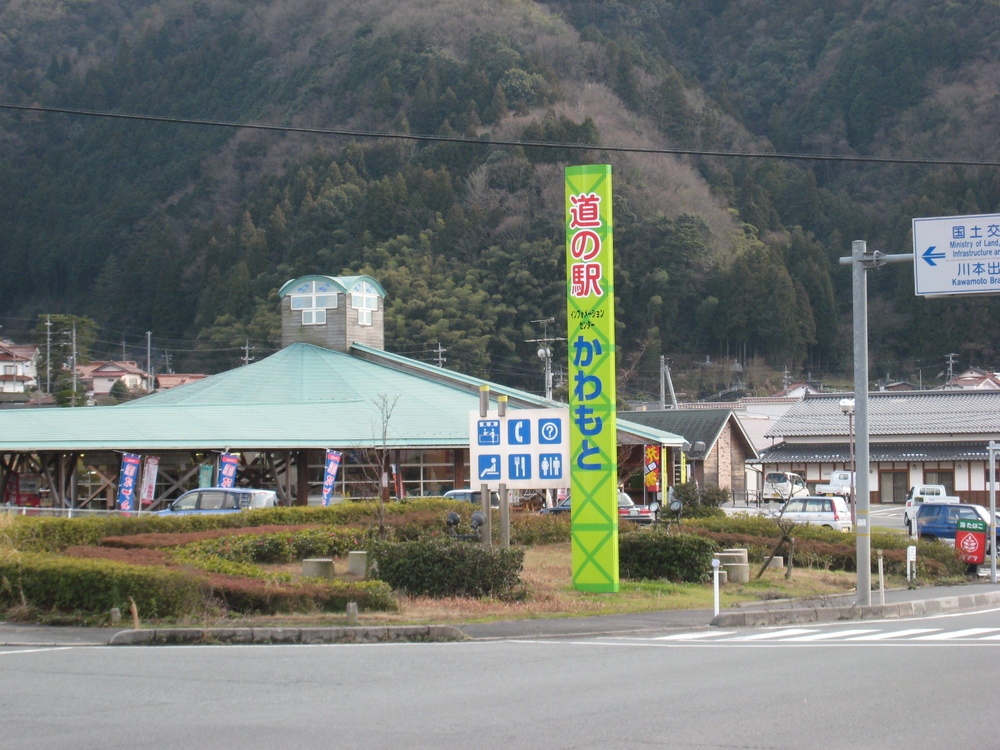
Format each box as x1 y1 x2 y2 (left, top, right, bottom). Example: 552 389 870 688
0 275 684 509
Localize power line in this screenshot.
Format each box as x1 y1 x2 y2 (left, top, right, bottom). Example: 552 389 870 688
4 102 1000 168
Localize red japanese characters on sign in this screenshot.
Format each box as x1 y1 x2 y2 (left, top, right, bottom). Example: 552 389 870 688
568 194 604 299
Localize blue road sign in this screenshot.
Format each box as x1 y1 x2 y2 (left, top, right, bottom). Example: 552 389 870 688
913 213 1000 296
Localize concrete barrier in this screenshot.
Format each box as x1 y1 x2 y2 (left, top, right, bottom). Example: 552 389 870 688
302 558 335 578
347 551 368 576
724 562 750 583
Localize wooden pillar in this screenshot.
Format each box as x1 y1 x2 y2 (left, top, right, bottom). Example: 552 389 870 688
296 449 309 506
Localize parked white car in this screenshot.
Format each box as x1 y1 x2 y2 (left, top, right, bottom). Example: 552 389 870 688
776 495 852 532
762 471 809 503
903 484 959 533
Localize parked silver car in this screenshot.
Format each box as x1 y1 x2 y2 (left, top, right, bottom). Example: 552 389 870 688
776 495 852 532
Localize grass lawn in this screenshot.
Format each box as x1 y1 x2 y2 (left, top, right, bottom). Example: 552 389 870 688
244 542 861 628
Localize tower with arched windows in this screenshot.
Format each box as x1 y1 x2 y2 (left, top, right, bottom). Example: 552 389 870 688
277 275 385 352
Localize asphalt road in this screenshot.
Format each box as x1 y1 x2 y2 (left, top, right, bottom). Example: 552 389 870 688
4 606 999 750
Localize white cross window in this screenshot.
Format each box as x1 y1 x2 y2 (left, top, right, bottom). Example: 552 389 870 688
350 281 378 326
290 280 339 325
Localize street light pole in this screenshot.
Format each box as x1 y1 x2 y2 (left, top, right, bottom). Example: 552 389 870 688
840 399 856 526
839 240 913 607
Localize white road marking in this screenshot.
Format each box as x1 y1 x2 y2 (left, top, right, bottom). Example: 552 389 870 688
735 628 818 640
914 628 1000 640
847 628 941 640
653 631 736 641
784 629 878 641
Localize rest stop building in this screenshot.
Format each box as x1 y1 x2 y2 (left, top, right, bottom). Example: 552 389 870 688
0 274 686 509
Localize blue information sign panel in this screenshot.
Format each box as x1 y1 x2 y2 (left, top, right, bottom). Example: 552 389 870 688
468 408 569 489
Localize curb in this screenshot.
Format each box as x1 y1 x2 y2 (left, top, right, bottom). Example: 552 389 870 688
107 624 467 646
711 590 1000 627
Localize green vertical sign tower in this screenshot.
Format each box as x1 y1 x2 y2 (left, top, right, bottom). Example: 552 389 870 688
565 164 619 593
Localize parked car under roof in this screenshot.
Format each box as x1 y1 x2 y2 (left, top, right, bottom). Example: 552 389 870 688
156 488 278 515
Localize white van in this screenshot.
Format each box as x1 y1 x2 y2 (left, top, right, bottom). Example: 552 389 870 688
762 472 809 503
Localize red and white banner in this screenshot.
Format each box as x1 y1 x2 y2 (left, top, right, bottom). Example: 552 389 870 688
139 456 159 506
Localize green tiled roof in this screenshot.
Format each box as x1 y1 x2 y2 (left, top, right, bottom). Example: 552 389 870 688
0 343 683 452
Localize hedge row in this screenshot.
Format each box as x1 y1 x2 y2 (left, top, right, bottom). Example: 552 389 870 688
619 530 718 582
180 528 372 564
0 550 398 620
3 499 472 552
0 552 204 619
370 539 526 599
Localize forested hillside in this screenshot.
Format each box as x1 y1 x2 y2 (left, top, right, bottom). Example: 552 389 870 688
1 0 999 399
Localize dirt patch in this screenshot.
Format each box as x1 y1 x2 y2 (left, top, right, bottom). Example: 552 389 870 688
100 524 328 549
63 546 174 566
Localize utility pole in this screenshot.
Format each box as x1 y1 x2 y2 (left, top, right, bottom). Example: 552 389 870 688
146 331 152 391
45 315 51 397
839 240 913 607
526 318 565 401
71 322 77 407
945 352 958 383
242 338 255 367
659 356 678 409
433 342 447 367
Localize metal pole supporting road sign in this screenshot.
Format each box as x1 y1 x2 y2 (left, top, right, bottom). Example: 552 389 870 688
839 241 913 606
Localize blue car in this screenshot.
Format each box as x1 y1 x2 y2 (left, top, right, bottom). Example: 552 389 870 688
915 502 991 545
157 488 278 515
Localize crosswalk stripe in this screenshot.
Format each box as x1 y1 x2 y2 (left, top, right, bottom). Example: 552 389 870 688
784 629 878 641
653 631 736 641
847 628 941 640
736 628 818 641
914 628 1000 640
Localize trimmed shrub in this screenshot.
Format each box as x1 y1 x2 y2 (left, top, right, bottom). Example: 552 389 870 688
3 499 470 552
0 552 204 618
619 529 718 582
181 528 370 564
370 539 525 599
205 574 397 614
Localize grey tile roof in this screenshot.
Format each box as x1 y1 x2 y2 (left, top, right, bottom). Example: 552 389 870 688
617 408 758 459
766 391 1000 438
758 441 989 463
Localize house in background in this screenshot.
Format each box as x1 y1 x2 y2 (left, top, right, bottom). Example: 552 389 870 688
77 361 150 396
759 391 1000 505
156 374 207 390
940 367 1000 391
618 408 759 503
0 340 39 394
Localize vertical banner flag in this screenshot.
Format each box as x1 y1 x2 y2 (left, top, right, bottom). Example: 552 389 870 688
116 453 142 512
565 164 619 593
321 450 343 507
139 456 160 507
391 463 404 499
643 445 661 494
218 453 240 488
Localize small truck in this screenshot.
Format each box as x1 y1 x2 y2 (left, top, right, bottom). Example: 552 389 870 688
904 484 959 533
762 471 809 503
815 470 855 497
